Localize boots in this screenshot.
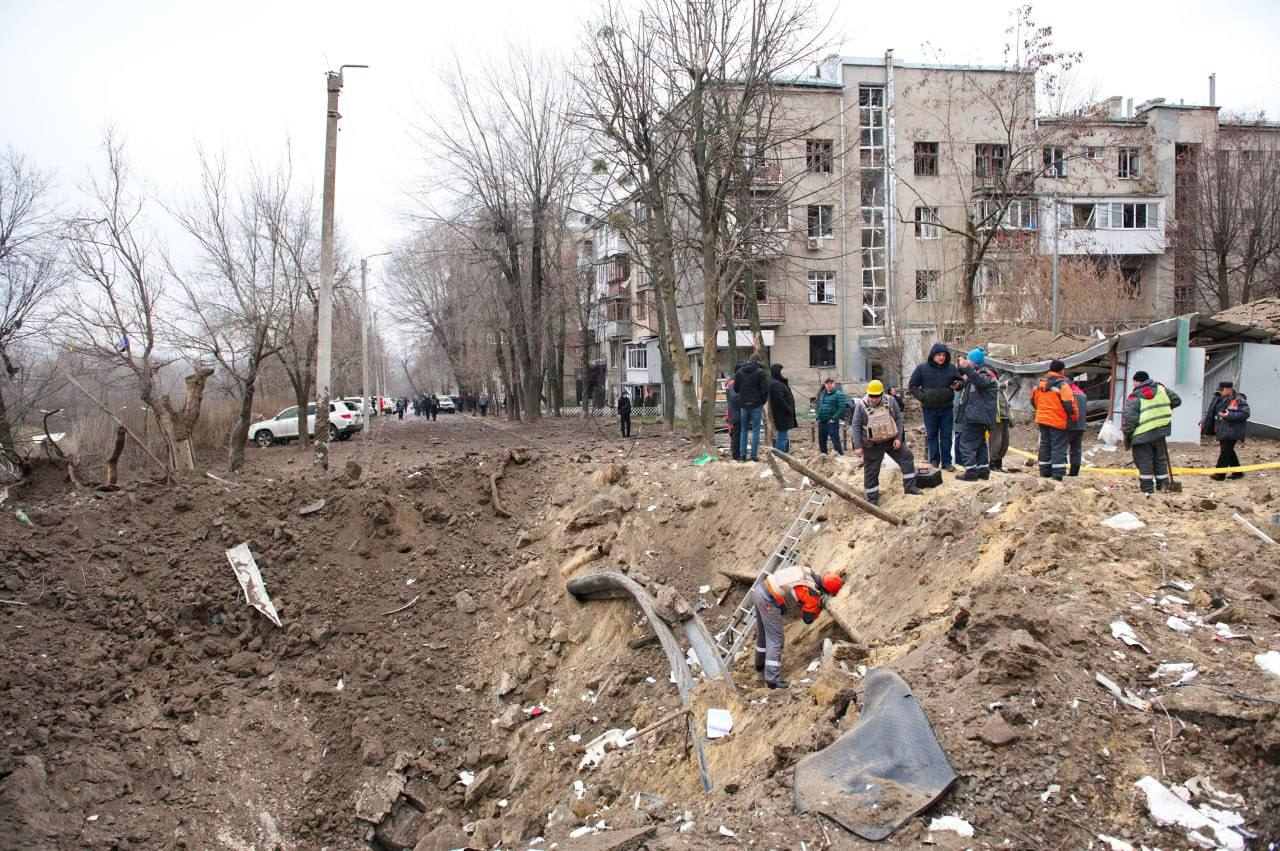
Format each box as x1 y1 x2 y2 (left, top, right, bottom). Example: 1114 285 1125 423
904 483 924 496
990 459 1003 471
767 680 790 690
865 493 879 506
755 651 766 672
1068 464 1080 477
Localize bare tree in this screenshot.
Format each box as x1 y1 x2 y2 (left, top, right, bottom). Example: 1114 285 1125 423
63 133 213 471
0 148 64 447
1176 125 1280 310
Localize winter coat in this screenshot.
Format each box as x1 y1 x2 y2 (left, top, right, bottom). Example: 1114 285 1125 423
850 394 905 449
1032 372 1078 430
1202 391 1250 442
726 383 741 425
956 364 999 428
733 361 769 407
908 342 962 411
1122 379 1182 445
768 365 798 431
816 387 847 421
1067 383 1089 432
618 395 632 416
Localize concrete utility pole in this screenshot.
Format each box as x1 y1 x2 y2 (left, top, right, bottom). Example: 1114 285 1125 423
313 64 366 470
1051 190 1061 334
360 252 391 443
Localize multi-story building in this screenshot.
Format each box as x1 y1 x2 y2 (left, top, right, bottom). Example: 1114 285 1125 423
587 53 1280 409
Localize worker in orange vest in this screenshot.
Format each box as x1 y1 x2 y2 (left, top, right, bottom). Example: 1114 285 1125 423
752 565 843 690
1030 358 1079 481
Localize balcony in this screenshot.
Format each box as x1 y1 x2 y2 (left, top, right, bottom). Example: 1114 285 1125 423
606 319 633 339
729 299 785 326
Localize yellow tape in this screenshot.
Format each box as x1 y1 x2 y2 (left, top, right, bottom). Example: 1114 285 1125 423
1004 445 1280 476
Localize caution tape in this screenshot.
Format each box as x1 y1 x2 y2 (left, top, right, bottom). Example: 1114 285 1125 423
1004 445 1280 476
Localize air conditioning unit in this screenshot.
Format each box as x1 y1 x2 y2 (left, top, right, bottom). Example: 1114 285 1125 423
806 236 821 250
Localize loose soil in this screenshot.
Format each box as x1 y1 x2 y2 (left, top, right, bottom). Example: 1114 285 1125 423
2 412 1279 850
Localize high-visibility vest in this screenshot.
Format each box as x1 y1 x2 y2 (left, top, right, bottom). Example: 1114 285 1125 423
1134 384 1173 437
763 565 819 608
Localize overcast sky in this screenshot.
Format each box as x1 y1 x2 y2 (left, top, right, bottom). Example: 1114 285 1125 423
3 0 1278 273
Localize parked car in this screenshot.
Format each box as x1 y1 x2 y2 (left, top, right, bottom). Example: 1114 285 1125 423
339 397 372 423
437 395 456 413
249 401 363 448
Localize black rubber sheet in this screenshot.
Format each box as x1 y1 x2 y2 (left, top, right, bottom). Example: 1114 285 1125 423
793 668 957 840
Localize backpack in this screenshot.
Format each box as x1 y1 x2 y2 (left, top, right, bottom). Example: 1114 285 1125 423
863 399 898 443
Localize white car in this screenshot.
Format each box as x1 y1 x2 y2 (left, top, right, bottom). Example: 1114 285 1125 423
437 396 456 412
339 397 374 422
250 401 363 448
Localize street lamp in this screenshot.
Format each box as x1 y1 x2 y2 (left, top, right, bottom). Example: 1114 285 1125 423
314 63 367 470
360 251 392 441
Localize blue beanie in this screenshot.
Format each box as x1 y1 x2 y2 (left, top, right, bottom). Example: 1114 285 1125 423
967 347 986 366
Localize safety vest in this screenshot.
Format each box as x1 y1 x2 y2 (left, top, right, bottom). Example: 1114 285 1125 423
1133 384 1173 437
763 565 819 609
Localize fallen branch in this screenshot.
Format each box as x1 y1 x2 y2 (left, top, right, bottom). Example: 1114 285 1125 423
64 372 170 477
205 471 237 487
489 452 511 517
0 599 29 606
632 707 689 740
382 594 421 616
104 426 126 487
770 449 903 526
39 409 81 488
1233 512 1277 546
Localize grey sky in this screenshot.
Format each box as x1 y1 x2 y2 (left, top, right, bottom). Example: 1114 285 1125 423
3 0 1277 267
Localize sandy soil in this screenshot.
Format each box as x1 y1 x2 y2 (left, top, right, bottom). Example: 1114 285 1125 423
1 410 1278 850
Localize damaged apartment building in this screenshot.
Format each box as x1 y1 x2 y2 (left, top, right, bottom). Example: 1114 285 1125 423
576 53 1280 409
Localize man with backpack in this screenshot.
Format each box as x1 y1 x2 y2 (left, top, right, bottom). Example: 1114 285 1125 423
851 380 923 505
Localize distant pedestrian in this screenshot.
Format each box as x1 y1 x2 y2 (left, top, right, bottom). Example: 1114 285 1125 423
618 391 632 438
1202 381 1250 481
479 392 490 417
1066 378 1089 476
733 353 768 462
725 377 742 461
768 363 797 453
908 342 962 471
395 397 406 420
815 377 846 455
954 348 999 481
989 378 1013 471
429 394 439 420
851 380 923 505
1031 359 1079 481
1122 370 1180 494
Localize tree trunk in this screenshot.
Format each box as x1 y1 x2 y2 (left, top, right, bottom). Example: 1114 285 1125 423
723 297 738 370
697 232 720 443
1217 253 1232 310
647 179 700 433
162 366 215 472
654 285 675 431
0 379 14 450
228 361 260 473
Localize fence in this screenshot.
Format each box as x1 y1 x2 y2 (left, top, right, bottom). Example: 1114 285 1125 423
551 405 661 419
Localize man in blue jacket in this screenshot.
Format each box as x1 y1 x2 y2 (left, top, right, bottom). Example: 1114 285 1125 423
908 342 962 471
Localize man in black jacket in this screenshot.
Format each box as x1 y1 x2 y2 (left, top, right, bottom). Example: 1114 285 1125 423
908 342 962 471
733 353 769 462
768 363 797 452
618 391 632 438
1202 381 1251 480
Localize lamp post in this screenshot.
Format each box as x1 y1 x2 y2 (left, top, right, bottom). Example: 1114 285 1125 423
360 252 392 442
313 63 367 470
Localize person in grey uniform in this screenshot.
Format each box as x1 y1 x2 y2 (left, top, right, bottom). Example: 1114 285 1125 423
752 565 843 690
850 379 923 505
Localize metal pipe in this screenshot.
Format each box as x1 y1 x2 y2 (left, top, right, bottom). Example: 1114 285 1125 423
838 81 849 383
1051 190 1060 333
1209 73 1216 107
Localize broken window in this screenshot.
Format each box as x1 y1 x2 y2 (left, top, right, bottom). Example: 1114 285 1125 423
806 139 834 173
739 268 768 301
974 144 1007 180
809 334 836 369
914 142 939 176
1118 147 1140 179
807 204 834 239
861 266 886 327
914 206 941 239
807 271 836 304
915 270 939 301
750 191 789 232
1043 146 1066 178
858 86 885 167
1119 262 1142 298
1087 146 1105 160
973 198 1036 230
1070 203 1096 229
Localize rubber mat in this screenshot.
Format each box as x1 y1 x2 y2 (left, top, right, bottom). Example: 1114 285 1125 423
793 668 957 840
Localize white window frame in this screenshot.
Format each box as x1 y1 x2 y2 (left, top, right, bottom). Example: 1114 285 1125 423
1100 201 1154 230
1118 147 1141 179
807 204 835 239
625 344 648 371
807 271 836 304
914 206 941 239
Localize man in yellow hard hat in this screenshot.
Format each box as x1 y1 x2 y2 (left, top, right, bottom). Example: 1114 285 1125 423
850 379 924 505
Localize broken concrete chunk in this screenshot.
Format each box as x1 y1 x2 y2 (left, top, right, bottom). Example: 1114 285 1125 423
463 765 497 809
455 591 479 614
978 712 1018 746
412 823 471 851
354 769 407 824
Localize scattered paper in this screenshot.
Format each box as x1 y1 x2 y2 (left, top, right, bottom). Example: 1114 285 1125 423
1096 835 1137 851
1150 662 1199 685
578 728 633 770
1159 594 1191 607
707 708 733 739
459 770 475 786
1095 672 1150 712
927 815 974 838
1134 776 1244 851
225 543 282 627
1166 616 1193 633
1255 650 1280 678
1215 623 1247 640
698 585 711 594
1110 620 1150 654
1102 512 1146 531
718 826 736 837
985 501 1004 515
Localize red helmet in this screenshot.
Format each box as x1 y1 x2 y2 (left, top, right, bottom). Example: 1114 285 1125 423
821 573 843 595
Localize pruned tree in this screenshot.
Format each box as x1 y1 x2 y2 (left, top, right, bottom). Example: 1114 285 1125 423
63 133 213 471
0 148 65 448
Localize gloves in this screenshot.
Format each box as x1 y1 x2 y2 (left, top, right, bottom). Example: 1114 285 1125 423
802 612 817 625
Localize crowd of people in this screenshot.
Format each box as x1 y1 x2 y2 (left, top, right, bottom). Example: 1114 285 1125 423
719 342 1254 505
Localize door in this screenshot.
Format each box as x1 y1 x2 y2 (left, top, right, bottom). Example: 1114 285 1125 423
275 407 299 438
305 404 318 437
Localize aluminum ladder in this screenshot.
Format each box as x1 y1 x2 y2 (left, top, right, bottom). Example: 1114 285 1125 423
713 489 829 669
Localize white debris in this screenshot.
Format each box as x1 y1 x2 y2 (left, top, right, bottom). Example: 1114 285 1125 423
1150 662 1199 685
698 585 711 594
1134 776 1244 851
1215 623 1248 640
646 504 656 512
225 543 283 627
1255 650 1280 678
1040 784 1060 803
1102 511 1146 531
1159 594 1191 607
1095 672 1150 712
806 659 821 673
1110 620 1151 653
459 770 475 786
1184 776 1246 809
927 815 974 838
569 825 595 838
707 708 733 739
1162 579 1195 592
567 733 582 743
1096 835 1137 851
573 780 585 799
336 678 344 691
1166 615 1194 633
578 729 633 770
718 826 736 837
758 468 773 478
985 501 1004 515
498 799 508 808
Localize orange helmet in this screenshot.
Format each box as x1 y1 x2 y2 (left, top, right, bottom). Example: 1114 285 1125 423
821 573 843 595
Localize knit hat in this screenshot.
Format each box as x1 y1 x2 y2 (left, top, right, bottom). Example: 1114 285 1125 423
1133 370 1150 383
967 347 986 366
1049 358 1065 372
1218 380 1234 390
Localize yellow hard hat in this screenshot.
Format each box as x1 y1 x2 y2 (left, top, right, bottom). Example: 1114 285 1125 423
866 379 885 396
